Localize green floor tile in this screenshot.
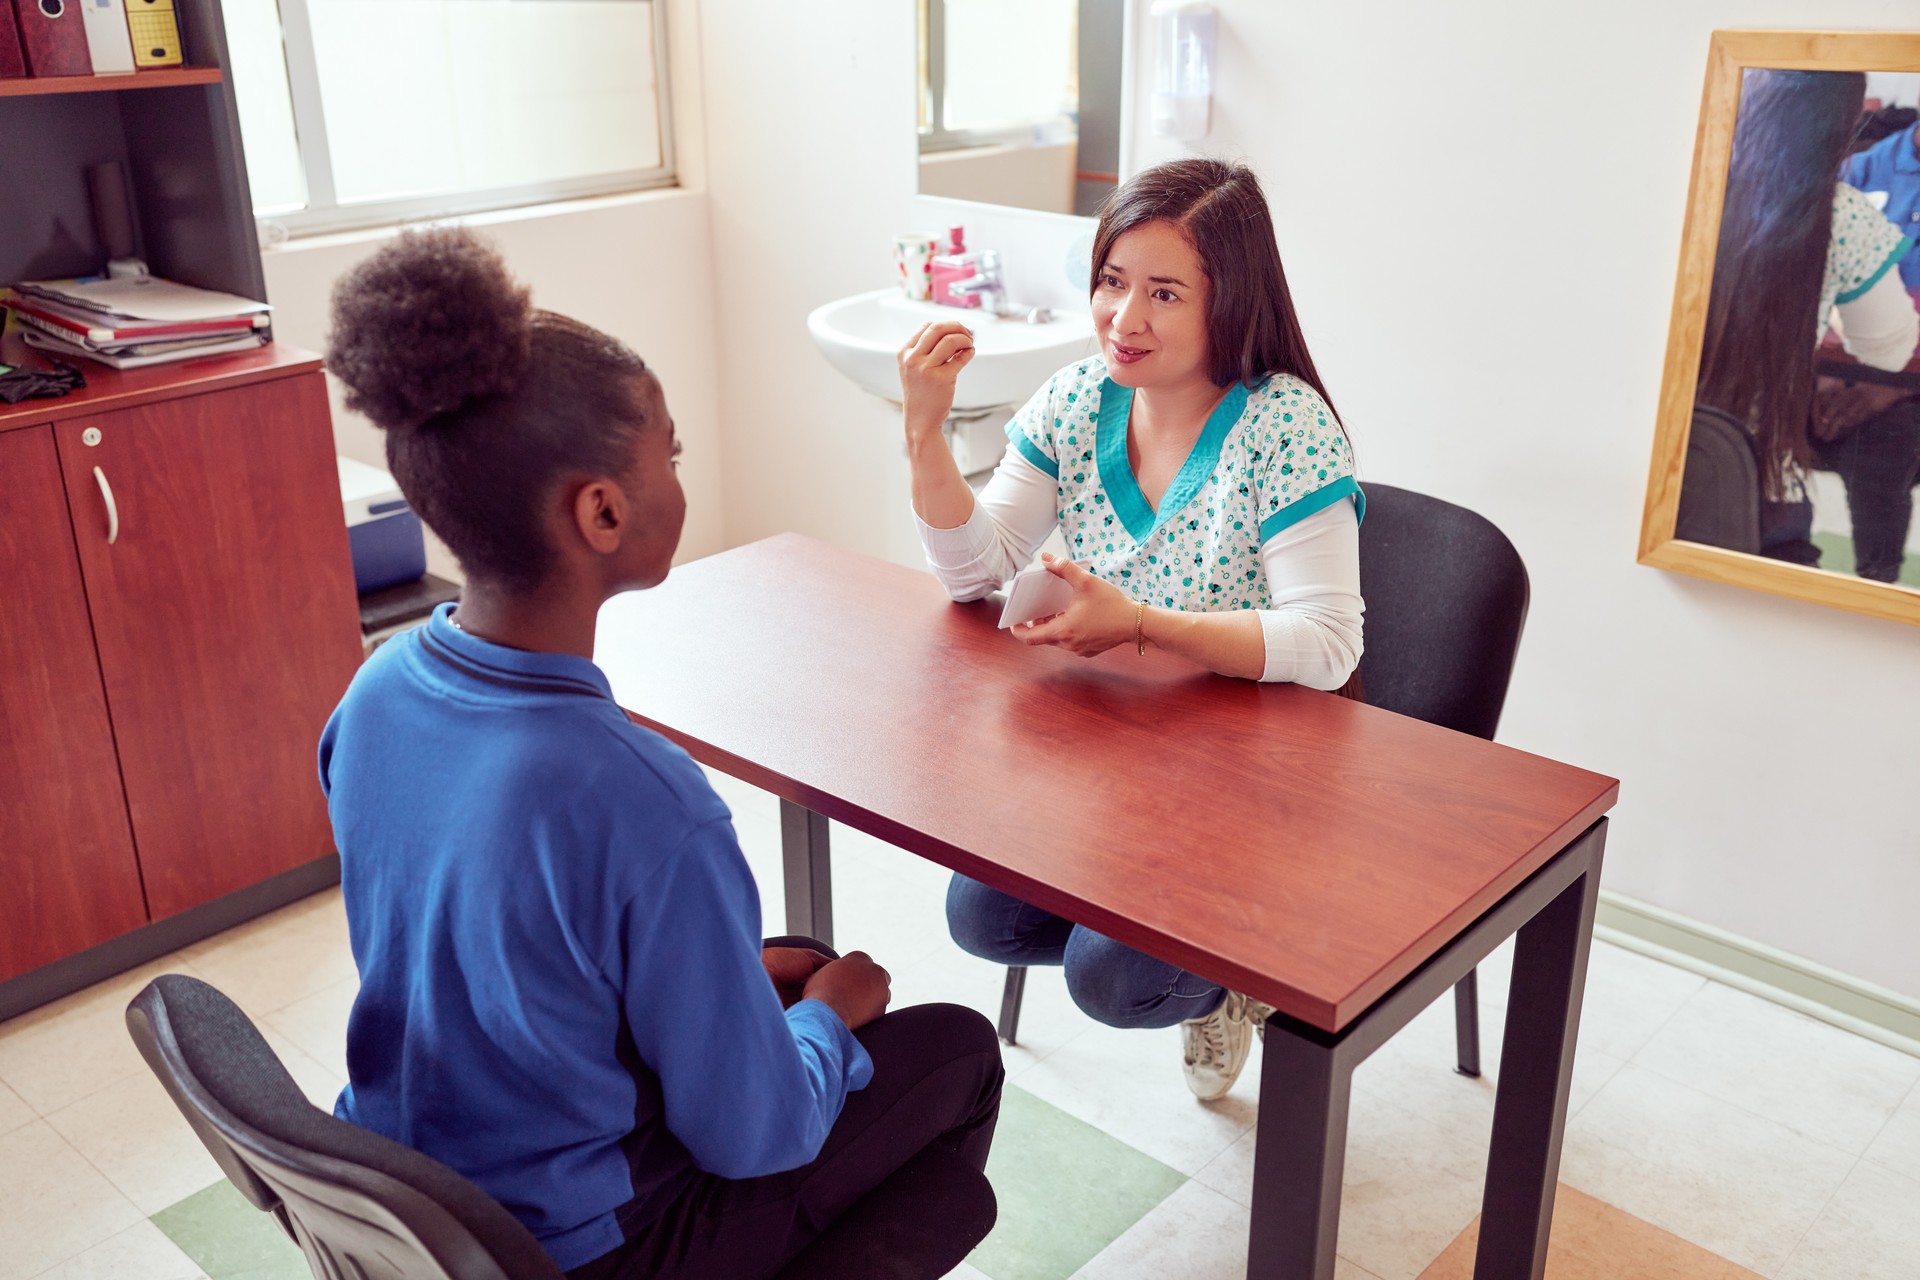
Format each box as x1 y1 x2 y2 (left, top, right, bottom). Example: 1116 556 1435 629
968 1084 1186 1280
152 1180 311 1280
147 1089 1182 1280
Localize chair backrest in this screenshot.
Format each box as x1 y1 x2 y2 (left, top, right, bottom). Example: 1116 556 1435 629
126 974 564 1280
1354 484 1529 741
1673 404 1762 554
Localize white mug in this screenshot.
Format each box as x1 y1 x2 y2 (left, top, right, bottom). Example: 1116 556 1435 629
893 234 938 300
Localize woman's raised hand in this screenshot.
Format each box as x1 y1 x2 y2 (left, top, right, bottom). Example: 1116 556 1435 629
897 320 976 438
1014 554 1139 658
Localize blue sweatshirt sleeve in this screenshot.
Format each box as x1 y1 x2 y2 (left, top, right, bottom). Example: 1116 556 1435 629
613 816 873 1180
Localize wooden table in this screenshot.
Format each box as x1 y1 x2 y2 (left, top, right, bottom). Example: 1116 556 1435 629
596 535 1619 1280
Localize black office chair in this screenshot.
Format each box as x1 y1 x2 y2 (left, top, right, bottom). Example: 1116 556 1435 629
127 974 996 1280
1675 404 1762 553
995 483 1530 1080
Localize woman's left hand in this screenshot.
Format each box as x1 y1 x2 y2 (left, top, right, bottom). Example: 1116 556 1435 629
1014 554 1139 658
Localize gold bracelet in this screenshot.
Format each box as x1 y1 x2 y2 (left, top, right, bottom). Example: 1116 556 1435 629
1135 600 1147 656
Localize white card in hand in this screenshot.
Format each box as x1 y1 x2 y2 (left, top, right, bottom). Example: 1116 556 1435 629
997 564 1076 628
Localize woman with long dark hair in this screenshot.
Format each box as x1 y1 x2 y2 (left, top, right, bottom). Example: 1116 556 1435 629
1695 68 1917 567
895 158 1364 1100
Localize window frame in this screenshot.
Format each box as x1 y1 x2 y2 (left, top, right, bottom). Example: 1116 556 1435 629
257 0 676 238
917 0 1074 156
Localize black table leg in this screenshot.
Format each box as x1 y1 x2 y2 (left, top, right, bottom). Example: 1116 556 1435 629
1473 823 1606 1279
1246 1025 1352 1280
1241 819 1608 1280
779 800 833 948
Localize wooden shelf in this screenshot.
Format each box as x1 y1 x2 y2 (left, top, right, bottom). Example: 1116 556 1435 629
0 330 321 434
0 67 222 99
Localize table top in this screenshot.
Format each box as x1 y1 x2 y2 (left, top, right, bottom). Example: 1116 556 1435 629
595 534 1619 1032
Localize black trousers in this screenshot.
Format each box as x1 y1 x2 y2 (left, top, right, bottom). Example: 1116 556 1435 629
1816 398 1920 582
567 943 1004 1280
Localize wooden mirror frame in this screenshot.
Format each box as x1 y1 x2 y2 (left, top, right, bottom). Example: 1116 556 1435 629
1640 30 1920 627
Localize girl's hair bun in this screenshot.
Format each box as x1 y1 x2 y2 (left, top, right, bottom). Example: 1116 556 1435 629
328 226 534 433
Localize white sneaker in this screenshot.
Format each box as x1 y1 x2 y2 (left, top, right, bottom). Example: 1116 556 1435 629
1181 992 1254 1101
1249 996 1275 1043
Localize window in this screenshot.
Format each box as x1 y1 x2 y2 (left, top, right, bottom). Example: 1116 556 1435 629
919 0 1077 152
226 0 673 236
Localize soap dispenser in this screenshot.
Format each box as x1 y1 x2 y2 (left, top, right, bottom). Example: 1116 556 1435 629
931 226 981 309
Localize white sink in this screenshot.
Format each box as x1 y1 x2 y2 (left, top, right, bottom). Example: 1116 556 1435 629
807 288 1095 414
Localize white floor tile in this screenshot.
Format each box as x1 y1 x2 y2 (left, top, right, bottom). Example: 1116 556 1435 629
1775 1157 1920 1280
255 1024 350 1114
28 1217 208 1280
941 1263 991 1280
1348 980 1626 1154
830 858 955 973
1863 1077 1920 1184
1017 1020 1256 1176
1471 937 1515 1003
1632 981 1920 1157
0 1078 32 1137
263 975 359 1084
179 892 359 1020
1069 1178 1385 1280
1336 1093 1488 1280
1570 940 1707 1062
888 947 1089 1084
0 1121 143 1280
1560 1063 1858 1274
1068 1178 1249 1280
0 958 193 1116
42 1069 224 1216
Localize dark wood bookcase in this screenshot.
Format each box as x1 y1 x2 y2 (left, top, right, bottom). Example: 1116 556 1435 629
0 2 364 1019
0 0 264 309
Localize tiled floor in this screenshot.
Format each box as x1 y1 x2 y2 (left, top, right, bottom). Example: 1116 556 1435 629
2 767 1917 1279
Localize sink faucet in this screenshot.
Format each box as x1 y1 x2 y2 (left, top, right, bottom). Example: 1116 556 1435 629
945 250 1005 311
945 251 1054 322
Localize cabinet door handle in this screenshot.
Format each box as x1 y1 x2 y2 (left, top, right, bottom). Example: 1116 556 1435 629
93 466 119 545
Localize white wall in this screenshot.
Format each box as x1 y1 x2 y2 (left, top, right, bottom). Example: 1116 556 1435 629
697 0 928 567
919 141 1078 215
696 0 1920 998
262 190 729 580
1131 0 1920 997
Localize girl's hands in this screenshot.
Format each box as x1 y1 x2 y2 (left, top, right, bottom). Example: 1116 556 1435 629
897 320 976 439
1014 554 1138 658
762 946 833 1009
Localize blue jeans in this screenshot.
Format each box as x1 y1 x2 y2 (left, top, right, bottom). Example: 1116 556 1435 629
945 874 1226 1029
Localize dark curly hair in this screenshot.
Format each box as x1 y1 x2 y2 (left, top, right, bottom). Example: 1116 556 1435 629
328 227 655 591
1091 158 1337 418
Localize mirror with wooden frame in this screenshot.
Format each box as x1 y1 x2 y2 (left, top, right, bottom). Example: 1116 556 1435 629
1641 30 1920 627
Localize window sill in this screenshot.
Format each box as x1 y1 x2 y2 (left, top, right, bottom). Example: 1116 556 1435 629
262 184 698 256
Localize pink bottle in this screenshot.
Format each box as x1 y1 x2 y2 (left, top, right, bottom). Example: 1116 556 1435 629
930 226 981 309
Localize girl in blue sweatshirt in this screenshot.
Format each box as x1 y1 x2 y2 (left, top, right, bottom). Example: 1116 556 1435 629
320 228 1002 1279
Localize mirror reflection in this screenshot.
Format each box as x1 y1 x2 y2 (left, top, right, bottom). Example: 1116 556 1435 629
916 0 1123 216
1681 69 1920 588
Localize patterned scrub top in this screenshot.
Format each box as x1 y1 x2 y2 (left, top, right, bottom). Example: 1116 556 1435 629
1820 182 1914 338
1005 356 1363 611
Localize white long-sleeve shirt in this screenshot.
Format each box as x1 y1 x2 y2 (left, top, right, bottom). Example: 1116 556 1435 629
917 439 1365 690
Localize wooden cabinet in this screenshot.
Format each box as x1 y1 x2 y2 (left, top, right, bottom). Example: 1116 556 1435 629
55 374 362 920
0 343 362 992
0 428 150 977
0 0 357 1007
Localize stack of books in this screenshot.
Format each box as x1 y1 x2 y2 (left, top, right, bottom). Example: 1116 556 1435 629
4 277 271 370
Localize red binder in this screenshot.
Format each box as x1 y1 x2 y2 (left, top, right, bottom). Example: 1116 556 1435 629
0 3 26 78
12 0 91 77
